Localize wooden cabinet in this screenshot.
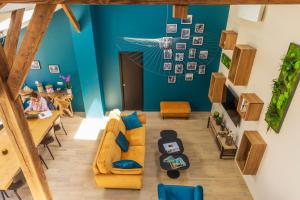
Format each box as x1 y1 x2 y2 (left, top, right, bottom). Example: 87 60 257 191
219 30 238 50
237 93 264 121
236 131 266 175
208 72 226 103
228 45 256 86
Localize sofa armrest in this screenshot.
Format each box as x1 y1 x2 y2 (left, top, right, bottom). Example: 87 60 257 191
111 167 143 175
157 184 166 200
137 114 146 124
194 185 203 200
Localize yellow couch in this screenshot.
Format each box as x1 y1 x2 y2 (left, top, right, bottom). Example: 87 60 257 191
92 110 146 189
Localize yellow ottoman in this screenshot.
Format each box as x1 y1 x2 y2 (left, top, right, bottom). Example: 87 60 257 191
160 101 191 119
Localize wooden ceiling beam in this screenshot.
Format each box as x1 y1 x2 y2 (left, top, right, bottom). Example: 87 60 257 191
7 4 57 100
61 4 80 32
4 9 25 72
173 5 188 18
1 0 300 5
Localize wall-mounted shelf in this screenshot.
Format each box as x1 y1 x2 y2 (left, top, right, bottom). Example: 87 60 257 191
237 93 264 121
219 30 238 50
208 72 226 103
236 131 266 175
228 45 256 86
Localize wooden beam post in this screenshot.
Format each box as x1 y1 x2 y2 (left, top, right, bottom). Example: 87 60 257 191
172 5 188 19
61 4 81 33
0 74 53 200
0 45 10 81
4 9 25 72
0 4 56 200
7 4 57 100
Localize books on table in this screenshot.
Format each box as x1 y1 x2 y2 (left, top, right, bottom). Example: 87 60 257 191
163 142 180 153
163 155 186 169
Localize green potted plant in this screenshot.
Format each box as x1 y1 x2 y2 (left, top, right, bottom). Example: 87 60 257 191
216 116 223 125
213 111 219 119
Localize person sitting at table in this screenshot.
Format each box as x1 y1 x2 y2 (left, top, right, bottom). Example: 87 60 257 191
24 92 50 112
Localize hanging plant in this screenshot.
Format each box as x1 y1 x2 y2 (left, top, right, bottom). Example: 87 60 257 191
265 43 300 133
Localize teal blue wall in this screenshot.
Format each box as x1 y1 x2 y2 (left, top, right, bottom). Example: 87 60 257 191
91 5 229 111
23 10 85 112
69 5 105 118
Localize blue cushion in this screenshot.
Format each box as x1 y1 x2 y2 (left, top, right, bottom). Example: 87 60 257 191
157 184 203 200
121 112 142 130
112 160 142 169
115 132 129 152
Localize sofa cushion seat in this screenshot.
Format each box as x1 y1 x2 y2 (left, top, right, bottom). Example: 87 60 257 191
97 131 121 174
125 125 145 146
121 146 145 167
111 167 143 175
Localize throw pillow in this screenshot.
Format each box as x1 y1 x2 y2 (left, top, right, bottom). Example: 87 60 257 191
121 112 142 130
113 160 142 169
115 131 129 152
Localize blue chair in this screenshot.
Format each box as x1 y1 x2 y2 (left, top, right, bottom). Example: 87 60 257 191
157 184 203 200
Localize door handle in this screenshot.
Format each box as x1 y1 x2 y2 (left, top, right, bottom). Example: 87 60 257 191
123 84 126 87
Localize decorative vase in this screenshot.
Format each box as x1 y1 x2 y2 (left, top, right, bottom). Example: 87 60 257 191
225 135 233 146
67 88 72 95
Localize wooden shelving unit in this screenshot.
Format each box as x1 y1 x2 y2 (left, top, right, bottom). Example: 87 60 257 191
208 72 226 103
236 131 266 175
237 93 264 121
228 45 257 86
219 30 238 50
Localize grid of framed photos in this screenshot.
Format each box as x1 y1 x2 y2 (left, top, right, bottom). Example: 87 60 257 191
164 15 208 84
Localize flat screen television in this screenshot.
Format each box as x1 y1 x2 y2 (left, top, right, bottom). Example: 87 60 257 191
222 85 241 127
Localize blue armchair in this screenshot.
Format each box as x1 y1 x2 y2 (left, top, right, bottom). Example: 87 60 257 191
157 184 203 200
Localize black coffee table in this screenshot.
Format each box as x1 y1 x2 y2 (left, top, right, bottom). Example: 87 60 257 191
159 153 190 179
158 130 190 179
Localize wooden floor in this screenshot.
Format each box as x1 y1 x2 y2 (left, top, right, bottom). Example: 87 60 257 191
13 112 252 200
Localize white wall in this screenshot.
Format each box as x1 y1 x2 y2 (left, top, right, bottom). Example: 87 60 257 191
214 5 300 200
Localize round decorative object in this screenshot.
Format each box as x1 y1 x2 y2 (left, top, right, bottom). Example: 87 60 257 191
2 149 8 155
167 170 180 179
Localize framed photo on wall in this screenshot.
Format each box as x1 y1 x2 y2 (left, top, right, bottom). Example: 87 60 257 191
164 49 173 59
187 62 197 70
199 50 208 59
195 23 205 33
31 60 41 70
181 28 190 39
168 76 176 84
185 73 194 81
188 48 196 58
199 65 206 74
175 53 184 61
166 24 177 33
175 64 184 74
176 43 187 50
192 36 203 45
181 15 193 24
161 37 173 49
163 62 172 70
48 64 60 73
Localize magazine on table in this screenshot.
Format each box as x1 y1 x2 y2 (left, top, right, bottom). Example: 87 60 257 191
163 155 186 169
163 142 180 153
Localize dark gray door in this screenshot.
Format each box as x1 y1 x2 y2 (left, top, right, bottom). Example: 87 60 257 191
119 52 143 110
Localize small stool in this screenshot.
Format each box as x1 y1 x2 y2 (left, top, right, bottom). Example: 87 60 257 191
160 130 177 138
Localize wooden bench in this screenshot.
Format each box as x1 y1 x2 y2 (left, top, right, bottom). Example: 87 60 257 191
160 101 191 119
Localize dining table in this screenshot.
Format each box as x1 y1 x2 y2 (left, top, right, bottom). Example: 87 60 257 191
0 111 60 190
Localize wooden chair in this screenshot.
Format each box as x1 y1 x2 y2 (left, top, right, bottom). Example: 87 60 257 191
53 96 74 117
1 172 26 200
